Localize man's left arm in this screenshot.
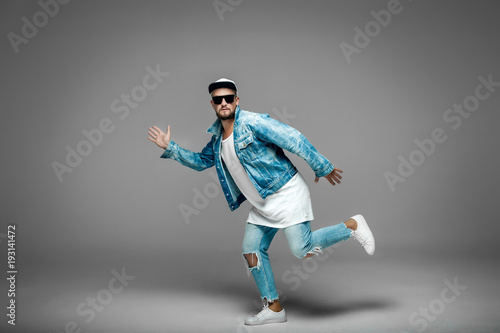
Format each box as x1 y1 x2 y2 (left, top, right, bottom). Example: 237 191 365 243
252 113 343 186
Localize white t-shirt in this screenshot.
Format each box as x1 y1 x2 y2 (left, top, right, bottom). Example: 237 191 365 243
221 132 314 228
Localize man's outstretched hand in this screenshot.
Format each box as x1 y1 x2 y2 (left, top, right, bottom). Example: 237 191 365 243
148 125 171 149
314 167 343 186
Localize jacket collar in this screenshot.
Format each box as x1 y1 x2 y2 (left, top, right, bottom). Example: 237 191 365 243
206 105 241 137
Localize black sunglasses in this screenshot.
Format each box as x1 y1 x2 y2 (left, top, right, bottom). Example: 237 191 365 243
212 94 236 105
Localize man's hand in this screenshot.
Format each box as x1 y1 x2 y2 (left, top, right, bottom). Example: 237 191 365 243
148 125 171 149
314 167 343 186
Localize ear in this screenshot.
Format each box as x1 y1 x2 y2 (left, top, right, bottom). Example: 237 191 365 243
235 96 240 106
210 99 215 108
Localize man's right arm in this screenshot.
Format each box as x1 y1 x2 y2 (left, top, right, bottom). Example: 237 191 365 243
148 124 215 171
160 137 216 171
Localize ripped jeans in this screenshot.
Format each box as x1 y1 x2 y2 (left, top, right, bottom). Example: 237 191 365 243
242 221 352 303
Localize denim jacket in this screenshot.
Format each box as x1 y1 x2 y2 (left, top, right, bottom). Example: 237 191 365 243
160 106 334 211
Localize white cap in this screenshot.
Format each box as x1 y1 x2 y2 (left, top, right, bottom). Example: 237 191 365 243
208 78 238 94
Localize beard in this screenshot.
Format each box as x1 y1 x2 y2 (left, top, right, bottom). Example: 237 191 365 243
215 107 236 120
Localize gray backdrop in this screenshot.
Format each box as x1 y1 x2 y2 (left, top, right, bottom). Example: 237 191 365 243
1 1 499 332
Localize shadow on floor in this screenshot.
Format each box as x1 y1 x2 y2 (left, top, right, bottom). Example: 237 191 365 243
279 297 396 317
168 274 396 319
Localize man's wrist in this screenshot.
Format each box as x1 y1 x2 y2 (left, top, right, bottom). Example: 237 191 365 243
160 140 176 159
315 163 334 178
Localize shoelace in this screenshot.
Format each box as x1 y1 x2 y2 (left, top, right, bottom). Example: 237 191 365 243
254 305 271 319
353 229 370 246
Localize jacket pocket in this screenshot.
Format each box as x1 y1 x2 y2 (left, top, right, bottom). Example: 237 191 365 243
237 133 254 150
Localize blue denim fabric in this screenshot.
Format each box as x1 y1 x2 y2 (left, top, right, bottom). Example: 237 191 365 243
242 221 352 302
160 106 334 211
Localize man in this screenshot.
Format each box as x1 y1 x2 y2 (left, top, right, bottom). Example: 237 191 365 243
147 78 375 326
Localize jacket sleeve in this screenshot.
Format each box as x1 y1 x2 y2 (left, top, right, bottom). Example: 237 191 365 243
252 113 334 178
160 136 215 171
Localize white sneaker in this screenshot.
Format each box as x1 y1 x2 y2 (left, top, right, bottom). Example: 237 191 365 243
350 214 375 255
244 305 287 326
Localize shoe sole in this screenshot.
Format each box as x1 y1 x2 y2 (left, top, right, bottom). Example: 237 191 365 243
244 317 287 326
245 317 287 326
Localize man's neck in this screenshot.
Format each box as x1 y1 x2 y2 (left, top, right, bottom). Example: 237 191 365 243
221 119 234 140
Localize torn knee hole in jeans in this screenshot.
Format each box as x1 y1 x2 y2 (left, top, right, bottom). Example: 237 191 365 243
303 246 323 258
243 252 260 271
